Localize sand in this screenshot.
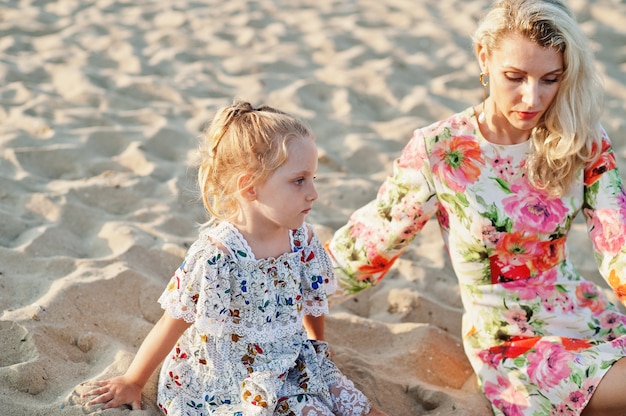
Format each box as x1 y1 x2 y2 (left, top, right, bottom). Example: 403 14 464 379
1 0 625 414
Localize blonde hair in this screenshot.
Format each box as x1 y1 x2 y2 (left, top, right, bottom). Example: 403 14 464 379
197 99 314 221
472 0 604 196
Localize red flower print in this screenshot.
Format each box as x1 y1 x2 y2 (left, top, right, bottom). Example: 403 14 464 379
356 252 401 284
487 336 540 360
576 281 607 315
560 337 592 351
584 137 616 186
431 136 484 192
532 238 566 271
490 232 539 283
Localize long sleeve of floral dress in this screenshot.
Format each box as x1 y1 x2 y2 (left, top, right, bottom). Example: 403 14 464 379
328 107 626 416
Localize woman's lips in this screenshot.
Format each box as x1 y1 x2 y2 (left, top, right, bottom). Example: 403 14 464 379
518 111 539 120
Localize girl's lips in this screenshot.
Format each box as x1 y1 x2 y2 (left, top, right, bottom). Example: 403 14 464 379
518 111 539 120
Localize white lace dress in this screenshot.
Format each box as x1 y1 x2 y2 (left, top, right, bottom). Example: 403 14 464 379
157 221 371 416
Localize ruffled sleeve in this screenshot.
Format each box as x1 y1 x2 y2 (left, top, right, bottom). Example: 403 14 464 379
294 225 337 317
158 236 231 333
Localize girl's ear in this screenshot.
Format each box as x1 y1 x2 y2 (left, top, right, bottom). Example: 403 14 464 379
238 174 257 201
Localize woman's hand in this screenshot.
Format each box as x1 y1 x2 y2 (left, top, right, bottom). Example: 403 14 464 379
82 375 143 410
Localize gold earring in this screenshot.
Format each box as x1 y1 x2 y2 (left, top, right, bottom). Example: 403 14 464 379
478 72 488 123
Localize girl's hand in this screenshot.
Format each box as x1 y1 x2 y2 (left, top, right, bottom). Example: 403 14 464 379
82 376 143 410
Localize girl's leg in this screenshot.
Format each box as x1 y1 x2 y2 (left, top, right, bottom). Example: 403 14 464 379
581 357 626 416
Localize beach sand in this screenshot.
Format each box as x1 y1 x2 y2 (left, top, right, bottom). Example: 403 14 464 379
1 0 625 414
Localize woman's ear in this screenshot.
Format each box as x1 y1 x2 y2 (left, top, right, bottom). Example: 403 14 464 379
238 174 257 201
476 44 488 74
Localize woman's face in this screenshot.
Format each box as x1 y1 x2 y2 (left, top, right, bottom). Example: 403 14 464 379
479 32 564 143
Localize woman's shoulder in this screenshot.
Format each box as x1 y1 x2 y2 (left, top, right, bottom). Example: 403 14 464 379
416 107 477 140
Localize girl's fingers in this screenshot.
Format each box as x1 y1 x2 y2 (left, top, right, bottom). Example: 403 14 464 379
86 392 111 406
81 386 107 398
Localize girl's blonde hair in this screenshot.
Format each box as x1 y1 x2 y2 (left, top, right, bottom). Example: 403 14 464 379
197 99 314 221
472 0 604 196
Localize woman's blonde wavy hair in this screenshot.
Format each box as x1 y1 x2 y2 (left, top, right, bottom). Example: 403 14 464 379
197 99 314 222
472 0 604 196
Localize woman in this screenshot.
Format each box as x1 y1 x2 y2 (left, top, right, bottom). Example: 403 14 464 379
327 1 626 415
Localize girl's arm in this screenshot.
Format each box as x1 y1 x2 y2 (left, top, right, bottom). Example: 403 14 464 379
303 314 325 340
82 311 191 410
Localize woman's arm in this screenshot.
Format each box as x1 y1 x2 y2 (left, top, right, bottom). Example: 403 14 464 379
582 131 626 309
82 312 191 410
328 128 438 294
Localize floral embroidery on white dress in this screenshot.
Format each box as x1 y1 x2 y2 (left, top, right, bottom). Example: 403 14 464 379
157 221 370 416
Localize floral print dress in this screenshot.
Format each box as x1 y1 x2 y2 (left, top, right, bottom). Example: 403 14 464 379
157 221 371 416
328 107 626 415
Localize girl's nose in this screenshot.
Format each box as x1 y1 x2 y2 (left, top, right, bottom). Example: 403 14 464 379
308 183 318 201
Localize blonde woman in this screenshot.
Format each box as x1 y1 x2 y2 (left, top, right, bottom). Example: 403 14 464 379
328 1 626 414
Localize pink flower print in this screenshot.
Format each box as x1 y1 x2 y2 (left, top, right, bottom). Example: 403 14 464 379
581 377 598 401
477 349 503 369
397 131 427 170
551 402 570 415
610 336 626 351
601 312 626 329
390 191 428 242
349 220 376 241
431 135 484 193
449 114 472 130
587 208 626 255
527 342 573 390
488 153 516 181
504 307 526 322
576 281 607 315
555 290 575 314
618 191 626 222
470 216 500 247
543 299 555 313
483 375 529 416
502 178 569 234
504 268 557 301
567 390 587 412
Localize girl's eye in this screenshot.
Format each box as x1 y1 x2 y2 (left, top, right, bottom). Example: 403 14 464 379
294 178 304 185
543 78 559 84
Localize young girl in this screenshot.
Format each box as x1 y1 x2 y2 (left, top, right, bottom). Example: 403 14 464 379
83 100 386 415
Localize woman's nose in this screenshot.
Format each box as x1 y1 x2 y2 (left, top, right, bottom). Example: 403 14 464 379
521 81 540 107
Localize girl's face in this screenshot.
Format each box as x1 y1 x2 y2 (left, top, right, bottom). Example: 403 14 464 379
479 32 564 144
248 136 318 231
